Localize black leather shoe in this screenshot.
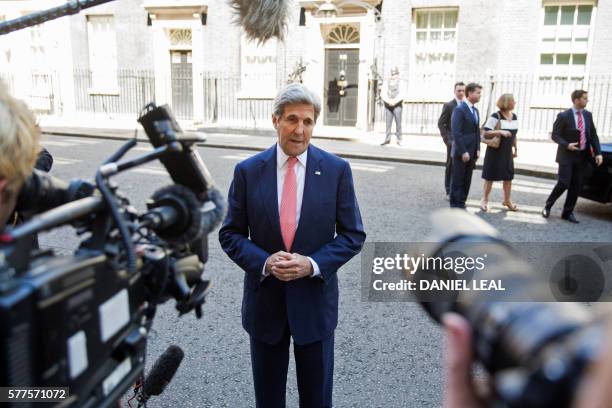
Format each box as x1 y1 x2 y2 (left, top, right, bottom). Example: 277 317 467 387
542 207 550 218
562 213 579 223
380 141 390 146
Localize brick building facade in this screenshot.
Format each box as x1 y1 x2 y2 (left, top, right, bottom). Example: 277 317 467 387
1 0 611 138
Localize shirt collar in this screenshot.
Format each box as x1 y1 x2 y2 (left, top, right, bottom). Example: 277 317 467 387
464 100 475 109
572 107 583 115
455 98 463 105
277 143 308 169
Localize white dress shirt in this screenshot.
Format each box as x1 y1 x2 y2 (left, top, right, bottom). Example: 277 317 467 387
262 143 321 278
571 107 586 150
464 100 479 123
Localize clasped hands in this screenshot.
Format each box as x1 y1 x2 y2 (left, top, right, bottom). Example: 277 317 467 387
265 251 313 281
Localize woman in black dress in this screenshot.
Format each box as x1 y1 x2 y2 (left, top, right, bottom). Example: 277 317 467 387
480 93 518 211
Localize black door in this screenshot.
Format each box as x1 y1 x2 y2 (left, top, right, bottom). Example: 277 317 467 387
324 49 358 126
171 50 193 119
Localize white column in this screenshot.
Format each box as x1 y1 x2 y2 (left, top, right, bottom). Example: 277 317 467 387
303 13 326 124
191 21 204 124
152 21 171 106
356 12 376 131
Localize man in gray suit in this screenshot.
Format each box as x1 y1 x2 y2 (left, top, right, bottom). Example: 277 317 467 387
438 82 465 200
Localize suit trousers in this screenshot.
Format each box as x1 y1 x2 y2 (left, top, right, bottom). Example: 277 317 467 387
450 156 476 208
545 155 589 216
444 139 452 195
250 324 334 408
384 104 402 143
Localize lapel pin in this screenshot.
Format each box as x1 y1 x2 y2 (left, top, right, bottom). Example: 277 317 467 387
315 171 321 175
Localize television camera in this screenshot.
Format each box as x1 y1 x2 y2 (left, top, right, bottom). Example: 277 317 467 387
0 103 225 407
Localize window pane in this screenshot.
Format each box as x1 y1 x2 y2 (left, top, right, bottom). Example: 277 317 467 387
577 5 592 25
556 54 570 65
572 54 587 65
430 12 443 28
444 31 455 41
430 31 441 41
416 32 427 42
444 11 457 28
544 6 558 25
416 12 427 29
560 6 574 25
540 54 554 64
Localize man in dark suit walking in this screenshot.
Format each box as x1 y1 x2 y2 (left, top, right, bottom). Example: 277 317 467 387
438 82 465 200
219 83 366 408
449 82 482 209
543 89 603 223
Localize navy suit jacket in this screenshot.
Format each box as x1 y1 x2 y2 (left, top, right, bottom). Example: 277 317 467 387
552 108 601 164
218 144 366 345
451 102 481 158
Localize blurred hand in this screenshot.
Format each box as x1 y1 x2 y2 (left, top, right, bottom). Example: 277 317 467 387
271 253 313 281
513 149 518 158
501 130 512 138
462 152 471 163
595 155 603 166
568 142 580 151
443 313 486 408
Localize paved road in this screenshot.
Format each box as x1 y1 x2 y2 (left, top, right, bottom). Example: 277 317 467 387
38 135 612 407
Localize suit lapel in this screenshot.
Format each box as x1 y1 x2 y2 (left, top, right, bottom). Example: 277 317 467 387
292 145 323 252
257 145 282 242
569 109 577 129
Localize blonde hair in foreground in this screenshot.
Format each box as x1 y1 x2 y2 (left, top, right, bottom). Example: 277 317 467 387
496 93 515 111
0 81 40 195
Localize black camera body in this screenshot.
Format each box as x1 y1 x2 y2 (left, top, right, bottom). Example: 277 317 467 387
0 104 222 407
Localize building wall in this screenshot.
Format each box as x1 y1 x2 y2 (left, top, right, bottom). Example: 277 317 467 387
69 0 154 72
590 0 612 75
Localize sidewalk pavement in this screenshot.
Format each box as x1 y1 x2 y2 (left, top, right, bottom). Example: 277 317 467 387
41 124 560 180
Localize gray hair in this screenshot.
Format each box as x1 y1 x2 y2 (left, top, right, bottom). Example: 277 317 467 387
273 83 321 121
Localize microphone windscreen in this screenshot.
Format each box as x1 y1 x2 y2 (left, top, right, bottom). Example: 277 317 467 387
229 0 290 42
143 345 184 397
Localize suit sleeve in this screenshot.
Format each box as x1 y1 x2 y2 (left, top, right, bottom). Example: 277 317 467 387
218 164 270 279
589 113 602 155
451 108 466 155
551 112 569 147
309 161 366 281
437 103 451 138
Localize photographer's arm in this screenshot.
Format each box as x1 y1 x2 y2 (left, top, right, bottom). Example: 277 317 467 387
218 164 270 279
15 169 71 215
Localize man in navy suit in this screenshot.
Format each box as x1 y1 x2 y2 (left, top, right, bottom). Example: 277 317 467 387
543 90 603 223
438 82 466 199
219 83 366 408
449 82 482 208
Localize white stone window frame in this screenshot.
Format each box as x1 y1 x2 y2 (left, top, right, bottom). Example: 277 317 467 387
86 14 119 95
534 1 597 108
408 7 459 102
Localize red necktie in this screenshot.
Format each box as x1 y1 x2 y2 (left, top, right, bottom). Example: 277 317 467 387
577 111 586 150
280 157 297 252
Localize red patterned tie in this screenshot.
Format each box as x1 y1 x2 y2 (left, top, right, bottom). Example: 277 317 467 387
280 157 297 251
577 111 586 150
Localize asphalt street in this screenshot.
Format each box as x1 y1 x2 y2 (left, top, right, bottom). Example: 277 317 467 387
38 134 612 407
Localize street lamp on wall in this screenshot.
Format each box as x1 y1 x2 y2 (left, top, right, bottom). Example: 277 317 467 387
317 1 339 18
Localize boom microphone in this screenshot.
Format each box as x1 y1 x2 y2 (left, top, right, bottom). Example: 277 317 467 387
143 345 184 398
230 0 290 42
